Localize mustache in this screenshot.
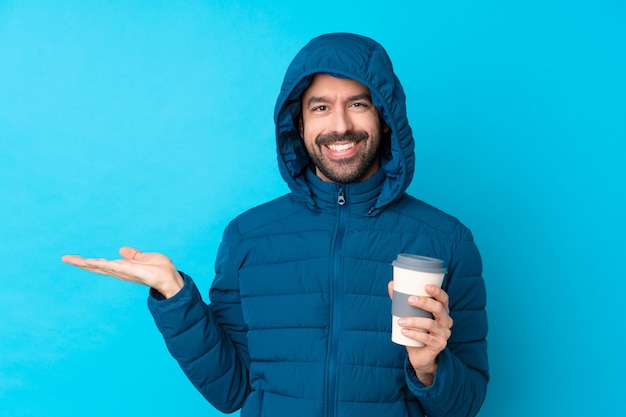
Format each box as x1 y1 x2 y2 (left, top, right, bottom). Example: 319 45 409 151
316 130 369 146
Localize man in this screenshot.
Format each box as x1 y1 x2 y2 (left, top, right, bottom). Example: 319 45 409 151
63 33 488 416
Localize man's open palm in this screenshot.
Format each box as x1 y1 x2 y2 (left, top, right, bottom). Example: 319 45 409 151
62 246 183 298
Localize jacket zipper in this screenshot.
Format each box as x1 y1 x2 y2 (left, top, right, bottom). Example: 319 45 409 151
327 187 347 417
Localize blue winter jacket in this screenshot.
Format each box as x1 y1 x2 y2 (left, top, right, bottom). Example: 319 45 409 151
148 33 488 417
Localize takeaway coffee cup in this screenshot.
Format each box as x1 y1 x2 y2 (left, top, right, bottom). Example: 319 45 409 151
391 254 447 347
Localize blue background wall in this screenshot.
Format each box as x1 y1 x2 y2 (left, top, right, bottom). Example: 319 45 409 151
1 1 624 416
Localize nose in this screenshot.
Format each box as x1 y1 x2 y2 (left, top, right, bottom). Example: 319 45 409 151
329 108 353 134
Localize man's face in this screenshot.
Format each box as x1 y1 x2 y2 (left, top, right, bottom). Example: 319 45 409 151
300 74 388 184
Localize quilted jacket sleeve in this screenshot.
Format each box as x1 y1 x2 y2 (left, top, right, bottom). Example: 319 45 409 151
147 233 250 413
406 225 489 417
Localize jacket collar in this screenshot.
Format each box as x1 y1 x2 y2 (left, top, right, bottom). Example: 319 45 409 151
303 167 387 216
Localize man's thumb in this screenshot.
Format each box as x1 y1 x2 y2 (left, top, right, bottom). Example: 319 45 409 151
119 246 142 260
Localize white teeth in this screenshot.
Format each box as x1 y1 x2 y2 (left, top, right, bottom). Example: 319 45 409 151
327 142 356 152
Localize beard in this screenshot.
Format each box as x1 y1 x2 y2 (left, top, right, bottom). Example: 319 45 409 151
306 129 382 184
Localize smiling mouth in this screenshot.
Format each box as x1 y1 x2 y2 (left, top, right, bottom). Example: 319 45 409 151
326 142 357 152
317 131 369 158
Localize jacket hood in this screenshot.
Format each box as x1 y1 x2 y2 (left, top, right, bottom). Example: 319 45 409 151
274 33 415 212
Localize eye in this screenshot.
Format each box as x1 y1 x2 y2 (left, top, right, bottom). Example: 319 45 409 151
350 101 370 110
312 105 328 112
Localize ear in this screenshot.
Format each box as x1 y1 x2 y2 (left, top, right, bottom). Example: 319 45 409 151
378 113 390 134
298 117 304 138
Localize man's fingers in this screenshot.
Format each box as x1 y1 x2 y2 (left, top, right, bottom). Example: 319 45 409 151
63 254 113 268
62 254 130 277
61 254 91 267
411 296 453 324
425 285 449 310
81 257 122 274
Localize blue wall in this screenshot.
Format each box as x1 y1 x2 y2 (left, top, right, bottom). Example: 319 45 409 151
1 1 624 415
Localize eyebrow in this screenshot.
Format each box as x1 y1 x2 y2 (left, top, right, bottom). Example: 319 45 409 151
306 93 373 108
